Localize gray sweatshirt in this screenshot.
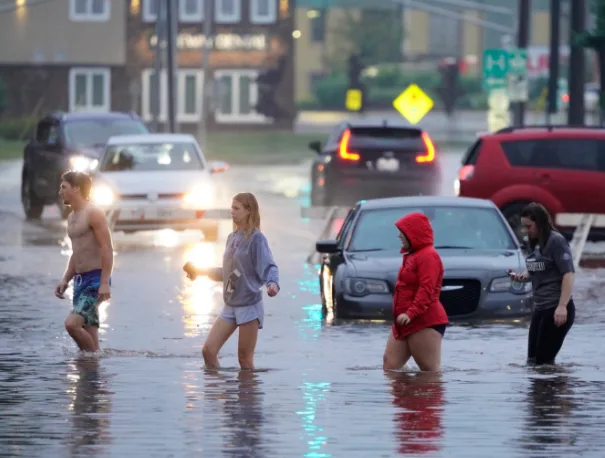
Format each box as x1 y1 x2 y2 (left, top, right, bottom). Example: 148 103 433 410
207 229 279 307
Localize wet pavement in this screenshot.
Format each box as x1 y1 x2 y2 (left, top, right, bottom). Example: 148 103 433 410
2 155 605 458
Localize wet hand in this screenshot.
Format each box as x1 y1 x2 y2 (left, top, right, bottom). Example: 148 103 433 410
396 313 411 326
55 280 68 299
554 305 567 327
183 262 198 280
267 284 279 297
508 270 528 282
98 284 111 302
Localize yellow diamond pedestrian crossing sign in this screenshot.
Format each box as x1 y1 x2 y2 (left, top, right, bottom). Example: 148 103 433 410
392 84 434 125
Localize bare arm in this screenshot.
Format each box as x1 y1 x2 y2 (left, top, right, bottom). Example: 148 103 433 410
558 272 574 308
89 207 114 285
61 255 77 283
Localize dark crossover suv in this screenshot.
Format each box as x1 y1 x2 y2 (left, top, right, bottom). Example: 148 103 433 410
308 120 441 206
21 111 149 219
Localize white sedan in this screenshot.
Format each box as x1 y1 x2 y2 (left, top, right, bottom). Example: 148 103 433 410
90 133 229 240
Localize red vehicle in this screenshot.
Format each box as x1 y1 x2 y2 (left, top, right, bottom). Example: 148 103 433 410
455 125 605 239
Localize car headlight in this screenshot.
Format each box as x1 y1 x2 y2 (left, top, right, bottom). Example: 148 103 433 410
183 184 214 208
91 185 114 206
489 276 532 294
346 278 390 297
69 155 98 172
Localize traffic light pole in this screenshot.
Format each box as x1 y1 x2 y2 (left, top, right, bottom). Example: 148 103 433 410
197 0 213 151
512 0 530 127
165 0 178 133
151 1 166 132
568 0 586 126
546 0 560 122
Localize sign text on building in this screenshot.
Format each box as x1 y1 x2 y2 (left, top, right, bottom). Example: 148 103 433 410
149 33 268 51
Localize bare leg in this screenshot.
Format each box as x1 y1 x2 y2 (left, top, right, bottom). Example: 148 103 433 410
202 317 237 368
408 328 443 372
383 329 412 371
64 314 96 352
84 326 100 352
237 319 259 370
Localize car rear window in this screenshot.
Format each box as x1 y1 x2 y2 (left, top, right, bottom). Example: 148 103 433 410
501 138 605 172
348 127 426 151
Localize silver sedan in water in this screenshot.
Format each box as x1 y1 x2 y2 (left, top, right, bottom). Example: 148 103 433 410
315 196 534 321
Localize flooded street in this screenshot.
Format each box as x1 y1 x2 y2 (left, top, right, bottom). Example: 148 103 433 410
2 154 605 458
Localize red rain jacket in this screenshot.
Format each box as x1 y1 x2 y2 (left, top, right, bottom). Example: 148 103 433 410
392 212 449 339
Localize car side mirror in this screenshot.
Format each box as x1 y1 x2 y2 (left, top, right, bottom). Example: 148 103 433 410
316 239 339 253
308 141 322 153
209 160 229 174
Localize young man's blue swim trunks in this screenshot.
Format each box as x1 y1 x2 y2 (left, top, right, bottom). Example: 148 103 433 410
72 269 110 328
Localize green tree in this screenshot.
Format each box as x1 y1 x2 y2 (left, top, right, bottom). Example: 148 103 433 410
576 0 605 120
326 7 404 71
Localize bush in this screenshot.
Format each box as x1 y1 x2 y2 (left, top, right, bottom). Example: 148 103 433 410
0 117 37 141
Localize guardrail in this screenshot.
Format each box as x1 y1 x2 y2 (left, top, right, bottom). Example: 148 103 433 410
555 213 604 271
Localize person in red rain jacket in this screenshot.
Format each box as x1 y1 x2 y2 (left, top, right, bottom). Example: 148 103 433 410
383 212 449 372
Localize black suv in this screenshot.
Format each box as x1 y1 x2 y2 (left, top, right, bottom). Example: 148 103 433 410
308 120 441 206
21 111 149 219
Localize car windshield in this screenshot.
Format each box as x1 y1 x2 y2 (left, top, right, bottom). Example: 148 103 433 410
349 206 517 252
64 118 149 147
100 142 204 172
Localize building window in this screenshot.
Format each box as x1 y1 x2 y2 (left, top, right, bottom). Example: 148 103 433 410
180 0 204 22
69 68 111 113
310 9 326 42
214 69 265 123
215 0 241 23
69 0 110 22
143 0 203 22
141 69 204 123
251 0 276 24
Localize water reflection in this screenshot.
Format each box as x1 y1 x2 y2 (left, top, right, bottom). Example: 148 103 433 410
66 357 113 456
180 242 222 337
386 371 445 456
205 370 266 457
521 370 578 453
298 381 331 458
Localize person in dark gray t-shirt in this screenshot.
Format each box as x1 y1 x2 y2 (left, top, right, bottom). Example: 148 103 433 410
508 203 576 365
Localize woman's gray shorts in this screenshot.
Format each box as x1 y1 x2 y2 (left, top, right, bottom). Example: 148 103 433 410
219 301 264 329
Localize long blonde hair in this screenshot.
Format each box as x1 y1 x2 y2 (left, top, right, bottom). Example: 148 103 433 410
233 192 261 239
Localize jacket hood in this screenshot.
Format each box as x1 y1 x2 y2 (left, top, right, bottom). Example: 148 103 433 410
395 212 434 252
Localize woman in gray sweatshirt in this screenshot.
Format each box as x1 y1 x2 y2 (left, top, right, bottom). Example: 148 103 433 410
184 192 279 370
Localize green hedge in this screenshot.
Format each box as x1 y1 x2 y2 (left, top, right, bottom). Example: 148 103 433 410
0 117 37 141
302 69 489 111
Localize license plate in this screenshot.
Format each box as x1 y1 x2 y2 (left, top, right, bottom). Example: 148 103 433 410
376 157 400 172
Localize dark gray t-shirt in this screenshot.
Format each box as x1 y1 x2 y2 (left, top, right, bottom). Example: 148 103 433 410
525 231 575 311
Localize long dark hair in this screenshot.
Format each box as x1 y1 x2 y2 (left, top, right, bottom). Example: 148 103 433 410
519 202 556 250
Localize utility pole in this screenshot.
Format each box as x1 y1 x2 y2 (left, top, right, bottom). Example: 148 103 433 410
568 0 586 126
197 0 213 152
151 0 166 132
165 0 178 133
513 0 530 126
546 0 560 123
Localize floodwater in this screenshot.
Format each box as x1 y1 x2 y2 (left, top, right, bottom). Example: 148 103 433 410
2 158 605 458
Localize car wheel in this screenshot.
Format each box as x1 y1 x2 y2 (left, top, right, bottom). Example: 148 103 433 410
501 202 531 243
21 176 44 220
311 182 332 207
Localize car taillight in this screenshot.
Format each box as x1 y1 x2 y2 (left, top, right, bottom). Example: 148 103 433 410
338 129 360 161
458 165 475 180
416 132 435 163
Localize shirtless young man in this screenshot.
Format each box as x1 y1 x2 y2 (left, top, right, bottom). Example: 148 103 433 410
55 171 114 352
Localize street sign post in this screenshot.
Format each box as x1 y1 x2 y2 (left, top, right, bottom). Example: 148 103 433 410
507 48 528 102
392 84 434 125
483 48 509 90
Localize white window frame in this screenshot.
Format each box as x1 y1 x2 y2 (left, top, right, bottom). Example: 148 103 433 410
141 69 205 123
180 0 204 22
214 69 267 124
250 0 276 24
214 0 241 23
143 0 205 22
68 67 111 113
69 0 110 22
